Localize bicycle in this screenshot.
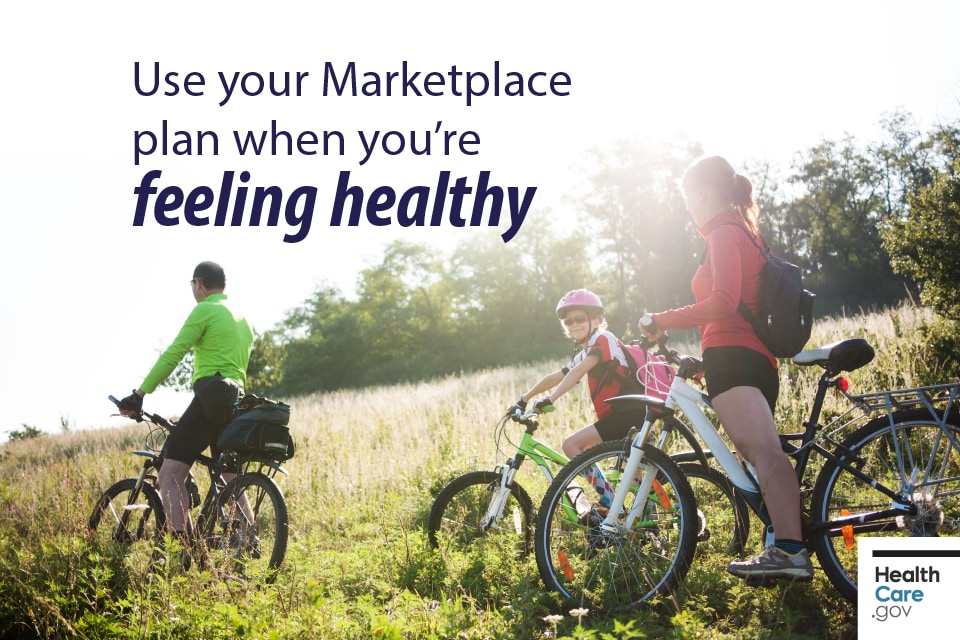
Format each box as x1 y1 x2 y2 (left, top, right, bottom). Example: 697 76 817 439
88 396 290 582
534 336 960 609
427 399 748 558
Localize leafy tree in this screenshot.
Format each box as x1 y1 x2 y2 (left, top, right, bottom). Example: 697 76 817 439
275 284 356 395
158 349 195 392
870 110 938 219
786 136 905 313
447 215 588 367
246 330 287 396
351 240 457 385
885 158 960 320
574 138 704 328
8 424 43 442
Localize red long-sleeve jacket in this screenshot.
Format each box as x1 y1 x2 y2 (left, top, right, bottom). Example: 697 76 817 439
652 210 776 369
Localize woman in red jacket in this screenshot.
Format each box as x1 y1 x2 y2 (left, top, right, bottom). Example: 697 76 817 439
639 156 812 581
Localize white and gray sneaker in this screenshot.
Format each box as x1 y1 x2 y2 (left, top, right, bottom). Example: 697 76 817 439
727 546 814 581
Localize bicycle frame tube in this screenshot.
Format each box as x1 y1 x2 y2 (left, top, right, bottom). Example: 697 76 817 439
602 374 765 531
666 378 760 498
518 432 569 481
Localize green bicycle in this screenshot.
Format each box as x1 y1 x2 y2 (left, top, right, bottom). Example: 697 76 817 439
427 403 748 558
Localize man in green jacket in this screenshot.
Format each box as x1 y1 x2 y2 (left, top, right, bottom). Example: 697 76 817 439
119 261 254 543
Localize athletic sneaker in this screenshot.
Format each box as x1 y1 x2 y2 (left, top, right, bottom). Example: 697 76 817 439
726 546 814 580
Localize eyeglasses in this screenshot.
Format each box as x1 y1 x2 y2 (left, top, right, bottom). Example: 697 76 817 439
562 314 590 327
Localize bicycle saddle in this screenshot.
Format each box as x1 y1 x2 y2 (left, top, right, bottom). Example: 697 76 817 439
792 338 875 374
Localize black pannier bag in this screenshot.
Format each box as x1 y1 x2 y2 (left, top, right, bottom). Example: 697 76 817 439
217 394 295 461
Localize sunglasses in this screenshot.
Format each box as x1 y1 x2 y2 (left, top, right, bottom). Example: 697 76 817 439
562 314 590 327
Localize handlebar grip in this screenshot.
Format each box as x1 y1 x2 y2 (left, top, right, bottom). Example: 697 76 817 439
639 314 656 331
108 395 120 406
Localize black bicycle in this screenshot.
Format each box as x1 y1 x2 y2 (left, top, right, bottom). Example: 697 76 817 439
88 396 290 582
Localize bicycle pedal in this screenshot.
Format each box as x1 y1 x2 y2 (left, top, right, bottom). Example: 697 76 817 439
744 575 779 589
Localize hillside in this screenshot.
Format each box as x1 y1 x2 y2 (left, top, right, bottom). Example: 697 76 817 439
0 303 944 639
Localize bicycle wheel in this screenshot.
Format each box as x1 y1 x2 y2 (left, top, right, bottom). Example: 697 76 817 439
201 473 289 583
427 470 534 557
534 440 697 611
678 462 750 556
89 478 165 563
811 409 960 602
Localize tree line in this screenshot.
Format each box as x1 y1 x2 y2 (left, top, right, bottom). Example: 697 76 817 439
225 111 960 397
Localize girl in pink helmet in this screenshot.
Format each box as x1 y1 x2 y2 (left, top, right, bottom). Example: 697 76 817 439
509 289 643 506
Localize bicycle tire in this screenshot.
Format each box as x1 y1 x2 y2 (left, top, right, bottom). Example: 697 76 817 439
427 470 534 557
677 462 750 556
89 478 166 558
201 472 289 583
534 440 698 611
811 409 960 602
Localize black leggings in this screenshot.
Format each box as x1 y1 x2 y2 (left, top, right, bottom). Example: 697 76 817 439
702 346 779 415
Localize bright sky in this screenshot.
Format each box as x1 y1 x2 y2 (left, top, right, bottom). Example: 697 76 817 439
2 1 958 435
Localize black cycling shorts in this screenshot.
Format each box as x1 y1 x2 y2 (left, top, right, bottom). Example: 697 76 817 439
162 374 242 464
702 346 779 415
593 409 646 442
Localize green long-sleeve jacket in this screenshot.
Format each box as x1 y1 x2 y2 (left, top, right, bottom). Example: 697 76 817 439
140 293 253 393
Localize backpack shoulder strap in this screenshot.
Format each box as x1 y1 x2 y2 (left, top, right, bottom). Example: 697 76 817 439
591 339 641 401
715 222 768 326
719 221 770 257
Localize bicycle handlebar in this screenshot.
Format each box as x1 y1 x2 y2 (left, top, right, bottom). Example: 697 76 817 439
506 406 540 423
108 395 175 431
630 335 704 381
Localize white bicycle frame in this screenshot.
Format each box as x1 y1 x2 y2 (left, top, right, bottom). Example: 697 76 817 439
601 372 766 534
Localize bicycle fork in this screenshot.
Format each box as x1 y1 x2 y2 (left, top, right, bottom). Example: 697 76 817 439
601 420 661 531
126 454 159 509
482 459 522 533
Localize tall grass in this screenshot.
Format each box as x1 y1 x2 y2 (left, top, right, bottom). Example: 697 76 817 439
0 302 944 639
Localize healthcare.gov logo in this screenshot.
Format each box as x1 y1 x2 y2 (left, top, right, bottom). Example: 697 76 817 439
858 537 958 638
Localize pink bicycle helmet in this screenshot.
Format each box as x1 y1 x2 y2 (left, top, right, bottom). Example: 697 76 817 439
556 289 604 318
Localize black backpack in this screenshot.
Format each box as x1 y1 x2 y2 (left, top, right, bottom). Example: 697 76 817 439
723 223 816 358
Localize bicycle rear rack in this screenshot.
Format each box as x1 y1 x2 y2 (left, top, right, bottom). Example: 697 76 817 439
847 382 960 420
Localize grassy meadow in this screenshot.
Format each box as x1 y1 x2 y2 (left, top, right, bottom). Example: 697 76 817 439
0 303 948 639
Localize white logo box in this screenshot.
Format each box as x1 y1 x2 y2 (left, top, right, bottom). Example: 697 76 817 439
858 536 960 638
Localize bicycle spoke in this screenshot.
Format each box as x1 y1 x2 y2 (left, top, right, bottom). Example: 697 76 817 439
88 479 165 570
812 413 960 602
201 473 288 583
535 441 696 611
427 470 533 557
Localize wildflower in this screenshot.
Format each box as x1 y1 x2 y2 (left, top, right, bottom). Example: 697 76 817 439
569 607 589 619
543 614 563 624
